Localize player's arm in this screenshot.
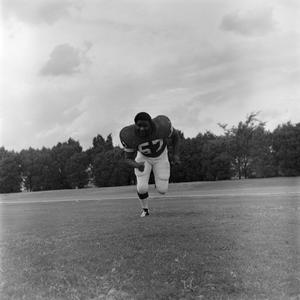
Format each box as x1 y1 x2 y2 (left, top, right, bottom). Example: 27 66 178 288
124 151 145 171
119 130 145 171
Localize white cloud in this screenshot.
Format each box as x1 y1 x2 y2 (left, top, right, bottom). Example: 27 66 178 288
221 7 276 36
2 0 80 25
1 0 300 150
40 43 91 76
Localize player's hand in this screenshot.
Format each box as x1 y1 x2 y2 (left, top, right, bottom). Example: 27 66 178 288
172 155 181 165
136 162 145 172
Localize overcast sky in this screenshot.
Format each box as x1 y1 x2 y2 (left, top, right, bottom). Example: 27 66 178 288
1 0 299 151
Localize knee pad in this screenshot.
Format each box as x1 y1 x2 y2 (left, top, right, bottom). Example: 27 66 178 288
137 192 149 199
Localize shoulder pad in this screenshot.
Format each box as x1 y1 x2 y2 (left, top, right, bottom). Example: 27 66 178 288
119 126 136 152
153 115 173 138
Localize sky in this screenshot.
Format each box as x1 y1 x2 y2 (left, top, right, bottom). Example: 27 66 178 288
1 0 299 151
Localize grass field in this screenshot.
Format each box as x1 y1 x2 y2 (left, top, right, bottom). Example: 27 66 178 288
0 177 299 300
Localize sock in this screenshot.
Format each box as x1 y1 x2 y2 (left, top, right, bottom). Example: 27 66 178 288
138 192 149 209
139 198 149 210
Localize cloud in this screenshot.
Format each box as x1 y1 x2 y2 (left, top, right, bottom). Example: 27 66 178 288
2 0 80 25
40 43 91 76
2 0 300 151
220 7 276 36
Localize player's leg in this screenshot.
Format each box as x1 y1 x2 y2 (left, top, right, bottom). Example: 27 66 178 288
135 153 152 216
153 150 170 194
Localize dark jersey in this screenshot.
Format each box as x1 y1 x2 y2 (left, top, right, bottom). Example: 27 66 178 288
119 115 174 158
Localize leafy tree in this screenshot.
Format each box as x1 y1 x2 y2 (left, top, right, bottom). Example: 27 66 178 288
38 148 61 190
202 136 232 180
93 150 113 187
0 147 9 160
170 136 203 182
52 138 83 189
20 147 61 191
92 146 134 187
87 134 114 163
65 152 89 188
272 122 300 176
219 112 265 179
0 151 22 193
88 134 118 185
170 131 232 182
248 126 277 178
111 147 135 186
2 114 300 194
20 148 38 191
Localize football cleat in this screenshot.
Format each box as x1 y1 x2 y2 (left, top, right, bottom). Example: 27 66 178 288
140 209 150 217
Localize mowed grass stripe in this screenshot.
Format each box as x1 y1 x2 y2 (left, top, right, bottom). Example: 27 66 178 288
0 178 299 300
1 190 299 205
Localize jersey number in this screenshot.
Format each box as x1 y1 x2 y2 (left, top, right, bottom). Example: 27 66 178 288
138 139 164 155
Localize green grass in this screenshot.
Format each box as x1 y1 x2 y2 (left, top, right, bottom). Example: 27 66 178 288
0 178 299 299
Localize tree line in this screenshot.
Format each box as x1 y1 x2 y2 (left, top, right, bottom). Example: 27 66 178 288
0 113 299 193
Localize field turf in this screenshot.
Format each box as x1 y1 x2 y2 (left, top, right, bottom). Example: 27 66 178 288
0 177 299 300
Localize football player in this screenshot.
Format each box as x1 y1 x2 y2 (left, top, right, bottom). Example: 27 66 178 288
119 112 180 217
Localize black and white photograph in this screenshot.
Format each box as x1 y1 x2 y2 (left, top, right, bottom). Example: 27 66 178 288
0 0 299 299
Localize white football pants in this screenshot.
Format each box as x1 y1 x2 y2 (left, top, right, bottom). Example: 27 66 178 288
135 147 170 195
